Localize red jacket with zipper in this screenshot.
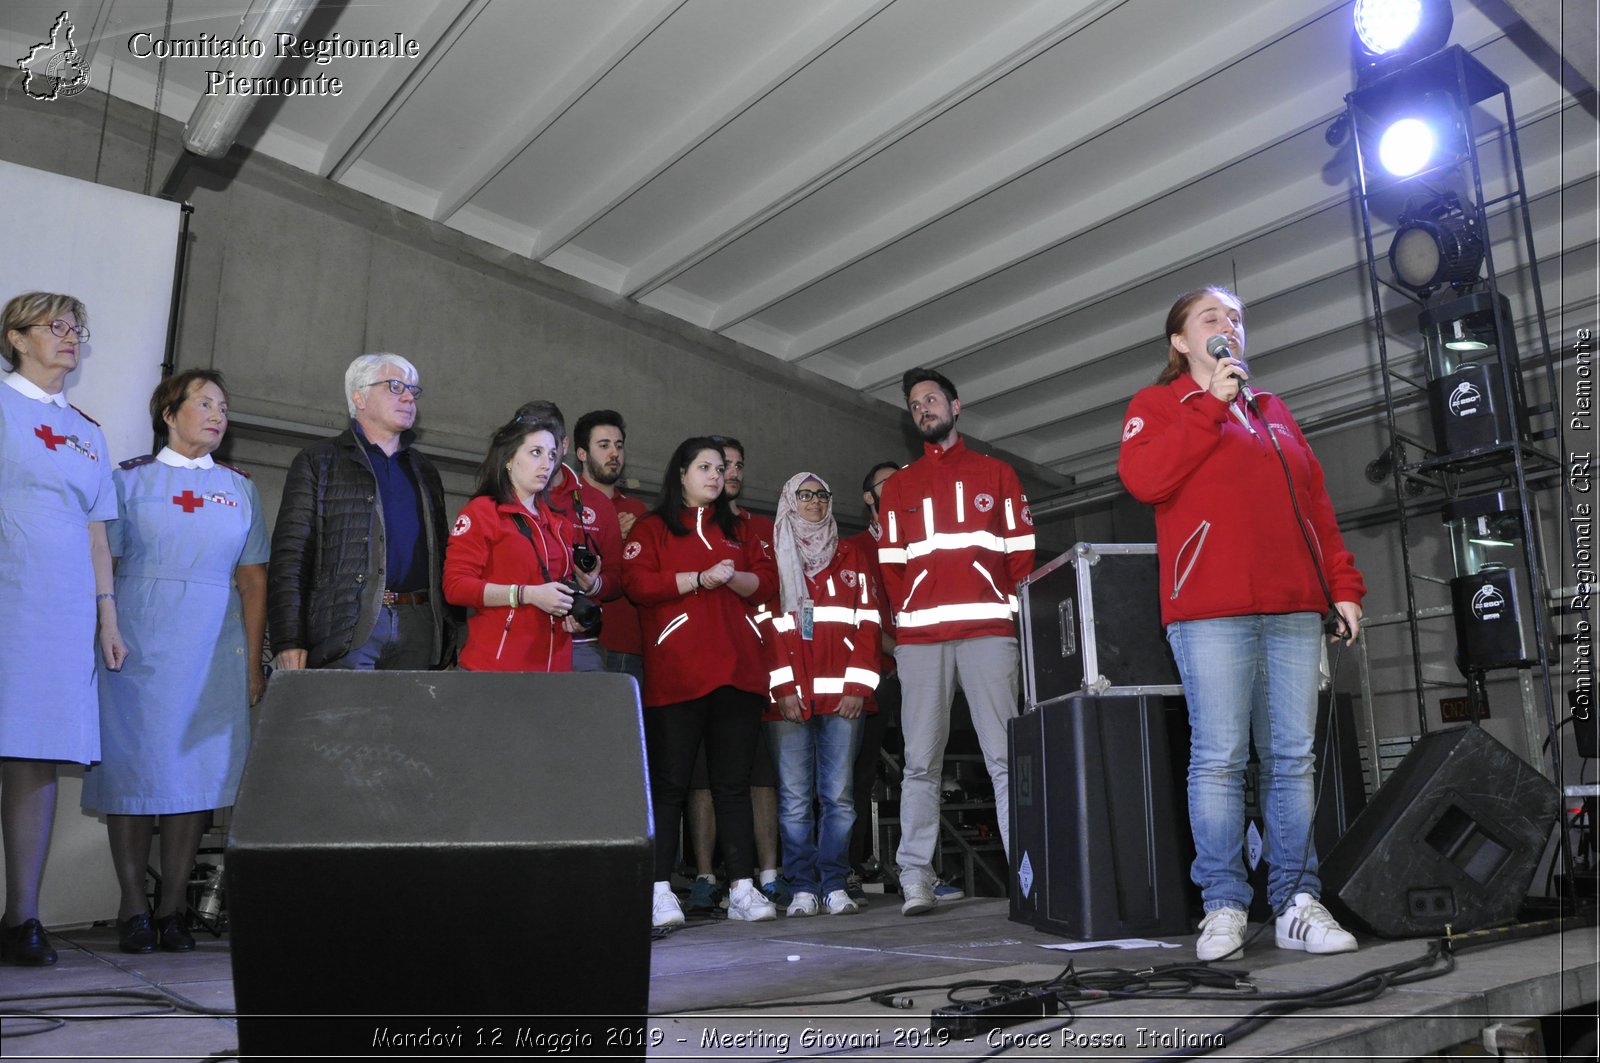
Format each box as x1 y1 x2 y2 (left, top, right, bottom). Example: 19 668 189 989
844 524 897 680
597 488 650 656
443 494 579 672
759 539 881 720
1117 376 1365 627
549 464 624 608
876 436 1035 644
621 507 778 707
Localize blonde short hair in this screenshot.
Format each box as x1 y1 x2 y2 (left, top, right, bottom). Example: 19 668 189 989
1 292 88 371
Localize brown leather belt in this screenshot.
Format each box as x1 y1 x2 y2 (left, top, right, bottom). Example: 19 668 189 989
382 589 429 606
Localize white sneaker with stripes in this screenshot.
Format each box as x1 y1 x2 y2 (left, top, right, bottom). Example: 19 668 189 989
1275 893 1357 954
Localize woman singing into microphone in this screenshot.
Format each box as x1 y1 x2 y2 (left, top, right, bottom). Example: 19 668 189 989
1118 287 1365 963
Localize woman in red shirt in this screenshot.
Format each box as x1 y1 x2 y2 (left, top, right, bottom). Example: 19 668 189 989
622 437 778 928
444 410 601 672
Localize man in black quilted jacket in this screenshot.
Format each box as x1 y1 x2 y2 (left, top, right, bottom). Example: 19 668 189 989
268 353 452 671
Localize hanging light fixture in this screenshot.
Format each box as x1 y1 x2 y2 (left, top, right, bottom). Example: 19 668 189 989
1389 192 1485 297
182 0 318 158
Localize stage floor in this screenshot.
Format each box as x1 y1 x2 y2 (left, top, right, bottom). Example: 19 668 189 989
0 897 1594 1060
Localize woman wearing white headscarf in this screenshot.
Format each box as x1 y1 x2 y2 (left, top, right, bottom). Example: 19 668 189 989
759 472 881 917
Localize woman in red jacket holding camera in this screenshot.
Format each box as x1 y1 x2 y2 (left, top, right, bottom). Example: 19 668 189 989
444 409 601 673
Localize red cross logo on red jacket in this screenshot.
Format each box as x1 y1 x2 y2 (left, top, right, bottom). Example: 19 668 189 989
173 490 205 513
34 425 67 450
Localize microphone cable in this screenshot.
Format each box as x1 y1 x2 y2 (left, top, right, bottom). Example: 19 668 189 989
1224 386 1355 937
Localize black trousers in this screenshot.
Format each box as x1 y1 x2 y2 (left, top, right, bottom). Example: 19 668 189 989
643 686 763 882
850 671 901 868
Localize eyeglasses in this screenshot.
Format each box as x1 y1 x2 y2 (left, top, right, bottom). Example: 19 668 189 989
364 379 423 398
22 319 90 342
795 489 832 503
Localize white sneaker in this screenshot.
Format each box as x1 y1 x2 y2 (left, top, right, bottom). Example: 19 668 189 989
900 882 936 917
727 880 778 922
1195 906 1247 961
824 889 859 915
652 890 685 928
787 891 819 917
1275 893 1358 954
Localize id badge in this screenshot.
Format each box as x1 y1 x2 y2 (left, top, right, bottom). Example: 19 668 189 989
800 603 814 641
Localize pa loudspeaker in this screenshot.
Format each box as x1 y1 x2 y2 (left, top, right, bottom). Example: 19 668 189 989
1008 694 1190 939
227 671 651 1058
1321 725 1558 937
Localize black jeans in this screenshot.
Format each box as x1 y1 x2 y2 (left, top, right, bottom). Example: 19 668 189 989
643 686 763 882
850 671 901 868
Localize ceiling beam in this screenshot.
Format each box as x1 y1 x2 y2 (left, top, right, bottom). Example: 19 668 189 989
530 0 892 260
975 170 1594 452
1483 0 1597 97
319 0 488 181
837 62 1569 394
429 0 686 228
618 0 1124 299
961 132 1591 420
782 12 1512 371
707 0 1349 332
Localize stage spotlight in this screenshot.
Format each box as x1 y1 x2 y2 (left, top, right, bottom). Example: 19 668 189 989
1378 117 1435 176
1445 319 1490 351
1354 0 1454 69
1389 193 1484 297
1354 0 1422 56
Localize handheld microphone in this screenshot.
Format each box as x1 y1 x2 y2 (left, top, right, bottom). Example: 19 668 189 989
1206 334 1257 408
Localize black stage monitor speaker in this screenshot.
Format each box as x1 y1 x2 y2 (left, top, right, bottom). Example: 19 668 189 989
1009 694 1189 939
228 671 651 1058
1322 725 1558 938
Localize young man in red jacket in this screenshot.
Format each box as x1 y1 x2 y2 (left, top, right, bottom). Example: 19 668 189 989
878 368 1035 916
573 409 649 683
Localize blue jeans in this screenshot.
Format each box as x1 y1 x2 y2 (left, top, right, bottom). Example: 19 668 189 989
768 713 862 896
570 639 605 673
322 604 435 670
603 649 645 686
1167 612 1322 913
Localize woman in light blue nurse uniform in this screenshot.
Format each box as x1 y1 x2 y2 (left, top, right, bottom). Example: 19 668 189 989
82 369 267 954
0 292 126 967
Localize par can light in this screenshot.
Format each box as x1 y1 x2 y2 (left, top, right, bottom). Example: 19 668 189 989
1355 0 1423 56
1378 117 1435 176
1389 193 1484 297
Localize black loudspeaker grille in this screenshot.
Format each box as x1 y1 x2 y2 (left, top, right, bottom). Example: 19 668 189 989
228 671 652 1056
1322 725 1558 937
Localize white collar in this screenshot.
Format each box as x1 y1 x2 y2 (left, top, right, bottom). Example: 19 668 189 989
4 372 69 408
157 446 215 470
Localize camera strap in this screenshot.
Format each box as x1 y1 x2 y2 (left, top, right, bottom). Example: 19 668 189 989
570 486 600 556
510 512 559 584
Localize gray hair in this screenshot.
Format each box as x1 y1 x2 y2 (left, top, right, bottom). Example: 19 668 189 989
344 353 418 415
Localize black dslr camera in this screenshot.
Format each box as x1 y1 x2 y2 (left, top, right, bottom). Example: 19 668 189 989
572 541 599 574
564 579 603 635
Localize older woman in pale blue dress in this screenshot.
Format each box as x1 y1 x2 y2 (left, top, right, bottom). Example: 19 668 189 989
0 292 125 967
82 369 267 954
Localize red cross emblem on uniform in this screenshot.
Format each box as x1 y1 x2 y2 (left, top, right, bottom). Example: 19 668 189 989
173 490 205 513
34 425 67 450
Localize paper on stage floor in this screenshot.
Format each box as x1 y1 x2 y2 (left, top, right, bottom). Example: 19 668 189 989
1037 938 1182 951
